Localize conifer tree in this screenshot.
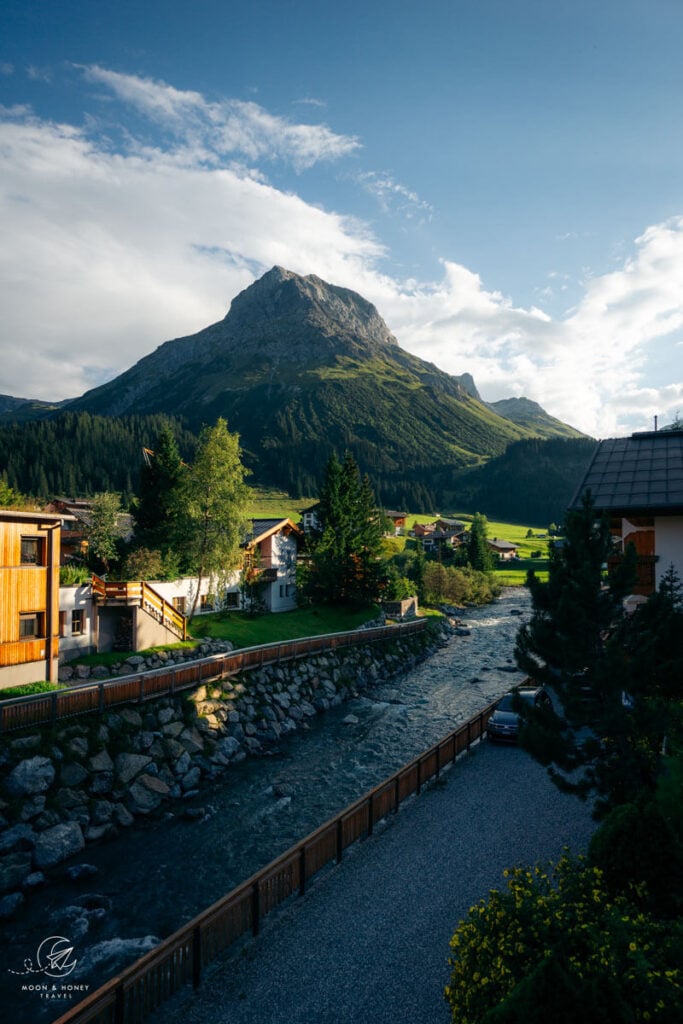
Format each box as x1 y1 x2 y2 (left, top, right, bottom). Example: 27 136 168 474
304 451 386 605
135 424 184 548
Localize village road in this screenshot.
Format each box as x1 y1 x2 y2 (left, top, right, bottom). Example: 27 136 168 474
156 740 596 1024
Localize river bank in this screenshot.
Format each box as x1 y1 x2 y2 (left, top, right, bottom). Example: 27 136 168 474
0 588 531 1024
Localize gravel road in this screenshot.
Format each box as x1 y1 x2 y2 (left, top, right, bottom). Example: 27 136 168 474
156 740 597 1024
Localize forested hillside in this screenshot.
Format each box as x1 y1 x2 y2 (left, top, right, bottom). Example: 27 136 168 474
0 412 196 501
452 437 597 525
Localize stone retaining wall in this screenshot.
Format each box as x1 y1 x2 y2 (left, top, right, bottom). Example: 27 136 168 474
0 623 448 917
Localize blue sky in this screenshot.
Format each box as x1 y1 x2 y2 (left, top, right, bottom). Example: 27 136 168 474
1 0 683 437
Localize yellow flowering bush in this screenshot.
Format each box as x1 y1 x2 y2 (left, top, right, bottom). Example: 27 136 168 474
445 856 683 1023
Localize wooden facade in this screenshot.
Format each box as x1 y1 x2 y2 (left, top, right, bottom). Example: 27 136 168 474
0 510 63 688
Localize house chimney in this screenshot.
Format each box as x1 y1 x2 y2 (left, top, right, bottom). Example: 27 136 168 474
654 415 658 431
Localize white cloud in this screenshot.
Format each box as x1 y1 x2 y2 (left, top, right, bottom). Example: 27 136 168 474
81 65 360 172
0 113 379 401
1 78 683 443
356 170 433 220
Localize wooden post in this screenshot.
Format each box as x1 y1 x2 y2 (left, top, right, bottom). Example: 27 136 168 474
192 925 202 989
299 847 307 896
114 985 125 1024
252 883 260 936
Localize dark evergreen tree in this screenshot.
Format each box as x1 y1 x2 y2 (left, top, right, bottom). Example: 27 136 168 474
302 451 386 606
513 493 661 815
134 424 184 549
468 512 494 571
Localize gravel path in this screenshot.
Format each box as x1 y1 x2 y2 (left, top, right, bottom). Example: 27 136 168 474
157 741 596 1024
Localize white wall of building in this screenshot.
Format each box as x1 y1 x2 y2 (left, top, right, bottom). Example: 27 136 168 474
58 584 96 662
263 532 298 612
655 516 683 587
150 573 241 615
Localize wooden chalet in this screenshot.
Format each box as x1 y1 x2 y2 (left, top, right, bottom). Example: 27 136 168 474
570 428 683 602
244 518 304 612
0 509 67 688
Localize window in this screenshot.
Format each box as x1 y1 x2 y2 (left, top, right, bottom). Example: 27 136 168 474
59 611 68 637
71 610 85 636
19 613 44 639
21 536 45 565
200 594 214 611
225 591 240 608
172 597 186 614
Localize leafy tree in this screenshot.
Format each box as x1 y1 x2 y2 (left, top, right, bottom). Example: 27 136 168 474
85 492 125 574
302 452 386 606
121 546 180 582
445 856 683 1024
0 477 23 507
175 418 251 619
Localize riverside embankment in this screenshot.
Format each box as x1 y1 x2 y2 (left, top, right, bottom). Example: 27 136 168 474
1 589 535 1024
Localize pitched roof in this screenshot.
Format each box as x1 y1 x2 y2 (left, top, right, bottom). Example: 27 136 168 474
244 518 303 547
570 430 683 513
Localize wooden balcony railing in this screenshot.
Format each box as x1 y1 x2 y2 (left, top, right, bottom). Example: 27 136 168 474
92 576 187 641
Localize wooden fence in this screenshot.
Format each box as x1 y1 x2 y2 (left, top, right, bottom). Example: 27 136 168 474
0 619 427 734
52 701 495 1024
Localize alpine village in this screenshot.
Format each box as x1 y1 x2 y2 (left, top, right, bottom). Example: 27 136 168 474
1 268 682 1023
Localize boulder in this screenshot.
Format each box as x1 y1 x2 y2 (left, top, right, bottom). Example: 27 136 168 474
0 891 25 919
0 852 33 892
61 762 89 788
127 782 162 815
34 822 85 869
0 823 36 855
115 752 152 785
5 756 55 797
89 749 114 773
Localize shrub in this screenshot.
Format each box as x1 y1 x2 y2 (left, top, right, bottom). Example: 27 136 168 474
445 856 683 1024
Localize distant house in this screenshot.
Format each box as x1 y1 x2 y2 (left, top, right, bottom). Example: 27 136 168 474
413 522 436 539
244 518 304 612
570 428 683 605
300 503 321 534
487 538 519 561
384 510 408 535
435 517 467 535
45 497 134 561
0 509 67 688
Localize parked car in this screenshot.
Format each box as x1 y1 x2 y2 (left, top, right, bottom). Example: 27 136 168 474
486 684 552 743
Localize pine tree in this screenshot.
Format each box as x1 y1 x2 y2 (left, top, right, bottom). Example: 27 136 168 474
135 424 185 548
468 512 494 571
304 451 386 606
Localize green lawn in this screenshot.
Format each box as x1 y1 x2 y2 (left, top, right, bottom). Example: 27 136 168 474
192 604 380 648
248 488 316 522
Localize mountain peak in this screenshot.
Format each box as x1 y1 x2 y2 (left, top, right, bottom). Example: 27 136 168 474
224 267 398 355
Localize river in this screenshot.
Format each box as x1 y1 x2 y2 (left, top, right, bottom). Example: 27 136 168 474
1 587 531 1023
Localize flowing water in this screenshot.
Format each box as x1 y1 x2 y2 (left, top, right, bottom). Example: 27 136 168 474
1 588 531 1023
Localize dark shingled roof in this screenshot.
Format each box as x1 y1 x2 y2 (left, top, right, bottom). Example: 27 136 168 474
570 430 683 513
